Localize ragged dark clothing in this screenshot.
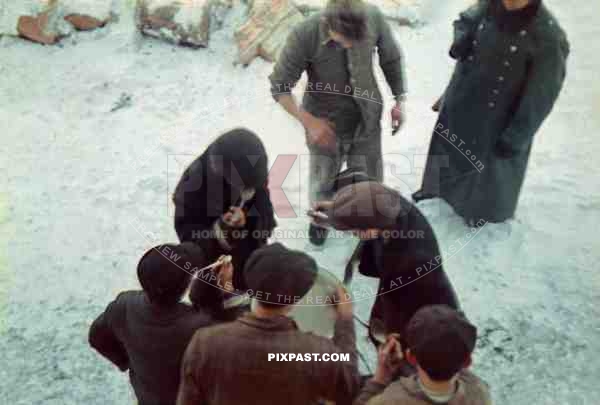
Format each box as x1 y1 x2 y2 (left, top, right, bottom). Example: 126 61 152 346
89 291 215 405
358 196 460 338
173 130 277 291
177 312 360 405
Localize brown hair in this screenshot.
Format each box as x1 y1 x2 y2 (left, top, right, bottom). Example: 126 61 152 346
323 0 368 41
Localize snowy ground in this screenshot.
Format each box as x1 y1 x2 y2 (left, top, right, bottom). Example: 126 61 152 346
1 0 600 404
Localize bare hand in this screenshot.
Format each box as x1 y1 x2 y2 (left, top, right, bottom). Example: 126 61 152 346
215 257 234 292
301 112 336 150
391 102 405 135
332 284 353 320
308 201 334 227
373 335 403 385
223 207 246 228
432 96 442 112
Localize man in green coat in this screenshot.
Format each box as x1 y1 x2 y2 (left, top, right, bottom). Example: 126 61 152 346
413 0 569 224
269 0 406 243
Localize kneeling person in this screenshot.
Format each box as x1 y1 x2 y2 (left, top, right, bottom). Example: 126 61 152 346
177 243 360 405
355 305 492 405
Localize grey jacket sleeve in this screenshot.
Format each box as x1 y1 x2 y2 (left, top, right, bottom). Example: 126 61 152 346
374 7 406 98
268 24 311 101
498 31 569 152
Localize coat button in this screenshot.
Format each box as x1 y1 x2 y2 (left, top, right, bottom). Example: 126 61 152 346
510 45 518 53
504 60 510 67
472 40 478 46
493 89 500 95
468 55 474 61
520 30 528 36
479 23 485 30
488 102 496 108
498 76 505 82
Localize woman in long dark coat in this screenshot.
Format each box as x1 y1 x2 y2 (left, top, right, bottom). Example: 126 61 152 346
413 0 569 223
172 128 276 295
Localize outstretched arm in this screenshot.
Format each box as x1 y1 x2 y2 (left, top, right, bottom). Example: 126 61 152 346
375 7 406 102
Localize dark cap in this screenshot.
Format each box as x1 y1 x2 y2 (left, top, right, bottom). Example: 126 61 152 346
137 243 204 307
243 243 318 305
406 305 477 381
329 181 403 230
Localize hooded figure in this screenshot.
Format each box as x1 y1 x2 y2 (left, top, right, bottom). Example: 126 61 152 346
173 128 277 292
413 0 569 224
317 181 460 348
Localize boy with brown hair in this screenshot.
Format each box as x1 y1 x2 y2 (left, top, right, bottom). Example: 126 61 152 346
355 305 492 405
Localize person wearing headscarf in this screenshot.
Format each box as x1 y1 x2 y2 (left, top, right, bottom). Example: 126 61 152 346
172 128 277 294
88 243 217 405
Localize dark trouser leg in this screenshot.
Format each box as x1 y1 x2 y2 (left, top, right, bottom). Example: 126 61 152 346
308 142 345 204
307 133 350 245
346 124 383 182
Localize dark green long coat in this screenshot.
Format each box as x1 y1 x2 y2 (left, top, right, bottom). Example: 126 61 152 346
420 0 569 222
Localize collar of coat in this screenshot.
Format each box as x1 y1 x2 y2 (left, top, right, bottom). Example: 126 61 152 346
238 312 299 331
319 17 344 47
488 0 542 32
398 374 467 404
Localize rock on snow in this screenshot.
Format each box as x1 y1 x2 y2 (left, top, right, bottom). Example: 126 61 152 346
1 0 599 405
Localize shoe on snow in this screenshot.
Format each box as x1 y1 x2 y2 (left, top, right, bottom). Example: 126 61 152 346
309 223 329 246
412 190 436 202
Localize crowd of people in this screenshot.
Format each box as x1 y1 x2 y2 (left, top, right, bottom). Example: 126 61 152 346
89 0 568 403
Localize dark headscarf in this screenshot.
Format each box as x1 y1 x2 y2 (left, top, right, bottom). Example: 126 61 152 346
206 128 269 192
173 128 277 291
174 128 275 229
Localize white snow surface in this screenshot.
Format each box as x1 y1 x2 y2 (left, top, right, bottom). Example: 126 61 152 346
1 0 600 404
0 0 114 36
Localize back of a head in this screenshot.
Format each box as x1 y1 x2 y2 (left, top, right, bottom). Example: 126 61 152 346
406 305 477 381
207 128 269 191
243 243 318 308
330 181 404 231
324 0 368 41
137 243 202 307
